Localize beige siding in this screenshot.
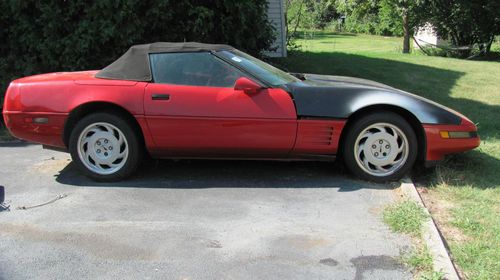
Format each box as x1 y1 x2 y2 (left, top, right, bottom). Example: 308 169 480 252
264 0 287 57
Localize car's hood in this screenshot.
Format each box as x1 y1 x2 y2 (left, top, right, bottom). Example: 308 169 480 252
299 73 396 91
283 73 464 125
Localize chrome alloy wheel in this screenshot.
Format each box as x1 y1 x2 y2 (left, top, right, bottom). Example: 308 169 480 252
77 122 129 175
354 123 409 177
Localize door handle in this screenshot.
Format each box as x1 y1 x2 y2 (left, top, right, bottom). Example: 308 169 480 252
152 93 170 100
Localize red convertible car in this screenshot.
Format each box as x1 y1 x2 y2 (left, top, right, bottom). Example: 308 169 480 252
3 42 480 182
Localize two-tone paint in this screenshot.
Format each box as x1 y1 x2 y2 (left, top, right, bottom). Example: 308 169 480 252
284 74 479 163
3 70 479 165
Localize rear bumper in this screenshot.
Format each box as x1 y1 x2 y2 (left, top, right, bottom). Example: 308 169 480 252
3 111 67 148
423 119 480 163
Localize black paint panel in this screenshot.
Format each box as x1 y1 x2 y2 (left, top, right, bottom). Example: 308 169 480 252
285 74 461 125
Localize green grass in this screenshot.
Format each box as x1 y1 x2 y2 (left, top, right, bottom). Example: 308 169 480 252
384 200 429 237
429 182 500 280
404 246 445 280
404 246 434 273
419 271 446 280
276 31 500 280
383 200 440 279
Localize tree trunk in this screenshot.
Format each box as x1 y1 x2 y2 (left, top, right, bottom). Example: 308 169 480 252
402 11 410 53
284 8 288 44
485 35 494 54
287 0 305 45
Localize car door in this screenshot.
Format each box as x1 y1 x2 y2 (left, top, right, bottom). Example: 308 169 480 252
144 52 297 157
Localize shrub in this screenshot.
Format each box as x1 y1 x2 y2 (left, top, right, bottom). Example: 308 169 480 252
0 0 275 103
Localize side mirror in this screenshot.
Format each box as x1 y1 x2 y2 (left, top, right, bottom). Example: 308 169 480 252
234 77 262 95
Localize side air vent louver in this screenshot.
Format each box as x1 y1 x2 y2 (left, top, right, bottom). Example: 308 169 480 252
300 125 334 146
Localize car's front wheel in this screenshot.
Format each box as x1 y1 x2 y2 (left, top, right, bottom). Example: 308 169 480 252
343 112 417 182
69 112 142 181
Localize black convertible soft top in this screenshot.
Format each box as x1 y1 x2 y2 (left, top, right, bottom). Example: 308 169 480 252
95 42 234 81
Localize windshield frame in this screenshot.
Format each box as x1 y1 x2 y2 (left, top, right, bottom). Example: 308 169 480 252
213 50 299 88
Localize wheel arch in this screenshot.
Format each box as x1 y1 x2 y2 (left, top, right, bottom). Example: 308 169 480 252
63 102 145 149
338 104 426 163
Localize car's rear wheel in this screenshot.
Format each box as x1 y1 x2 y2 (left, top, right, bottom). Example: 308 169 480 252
343 112 417 182
69 112 142 181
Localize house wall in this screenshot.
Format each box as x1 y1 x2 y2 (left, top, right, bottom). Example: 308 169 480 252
414 22 447 48
264 0 287 57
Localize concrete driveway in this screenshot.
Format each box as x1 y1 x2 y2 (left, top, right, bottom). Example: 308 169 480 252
0 143 412 280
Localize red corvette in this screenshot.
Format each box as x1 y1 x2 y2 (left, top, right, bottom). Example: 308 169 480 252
3 42 480 182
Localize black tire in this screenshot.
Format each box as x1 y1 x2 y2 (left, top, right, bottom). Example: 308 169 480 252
343 111 418 182
69 112 142 181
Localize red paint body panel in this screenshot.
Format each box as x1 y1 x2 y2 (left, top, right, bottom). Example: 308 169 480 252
144 83 297 156
292 120 346 155
423 118 480 161
3 82 22 111
135 116 156 154
17 71 146 114
3 71 149 149
146 116 297 157
4 112 67 147
144 83 296 119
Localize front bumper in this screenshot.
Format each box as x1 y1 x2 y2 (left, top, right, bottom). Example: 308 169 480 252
423 118 480 163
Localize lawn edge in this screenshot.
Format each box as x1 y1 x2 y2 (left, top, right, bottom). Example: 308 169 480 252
399 177 460 280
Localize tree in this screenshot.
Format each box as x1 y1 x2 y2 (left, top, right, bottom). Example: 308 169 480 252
337 0 425 53
378 1 403 36
335 0 380 35
380 0 425 53
285 0 339 47
306 0 339 29
285 0 307 45
425 0 500 56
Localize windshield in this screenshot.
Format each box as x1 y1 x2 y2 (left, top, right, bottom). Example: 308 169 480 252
216 50 299 87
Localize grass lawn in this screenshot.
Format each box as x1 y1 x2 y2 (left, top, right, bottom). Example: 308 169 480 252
276 32 499 280
383 200 442 279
